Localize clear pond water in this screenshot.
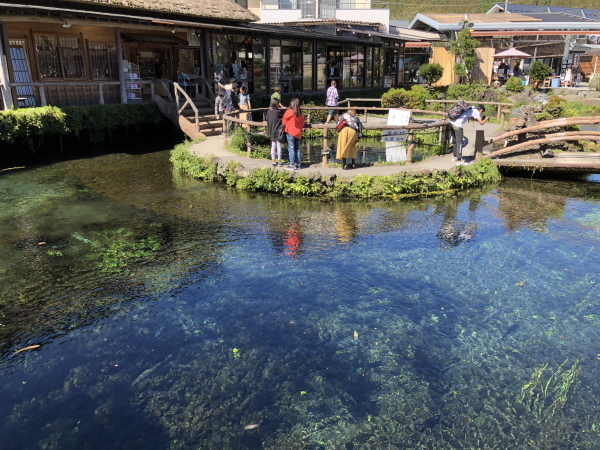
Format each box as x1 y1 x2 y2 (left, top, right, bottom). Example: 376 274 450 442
2 149 600 449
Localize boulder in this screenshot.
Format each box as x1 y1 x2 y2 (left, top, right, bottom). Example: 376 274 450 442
479 89 499 103
510 93 530 104
581 98 600 107
533 93 550 105
563 95 581 103
585 91 600 98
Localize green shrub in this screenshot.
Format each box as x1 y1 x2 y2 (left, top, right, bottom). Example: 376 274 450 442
381 85 433 110
590 75 600 92
529 61 552 83
505 76 524 93
446 84 486 101
418 63 444 86
543 96 567 118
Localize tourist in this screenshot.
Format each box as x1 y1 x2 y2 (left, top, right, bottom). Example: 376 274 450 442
214 89 225 120
266 98 285 167
449 104 489 166
282 98 305 170
336 109 363 170
271 86 282 101
325 80 339 124
513 63 522 77
223 85 239 135
238 86 252 129
564 66 573 86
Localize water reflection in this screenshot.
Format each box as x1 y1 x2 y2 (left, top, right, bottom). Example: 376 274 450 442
1 151 600 449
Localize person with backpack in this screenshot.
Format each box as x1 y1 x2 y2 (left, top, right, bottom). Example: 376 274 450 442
336 109 363 170
449 103 489 166
282 98 305 170
266 98 285 167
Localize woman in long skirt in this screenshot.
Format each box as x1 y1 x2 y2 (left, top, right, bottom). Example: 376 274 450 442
336 109 363 169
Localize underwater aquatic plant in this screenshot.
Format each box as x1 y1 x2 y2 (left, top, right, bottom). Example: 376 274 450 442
518 359 581 421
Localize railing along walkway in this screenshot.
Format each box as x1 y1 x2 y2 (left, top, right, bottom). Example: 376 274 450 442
425 100 514 124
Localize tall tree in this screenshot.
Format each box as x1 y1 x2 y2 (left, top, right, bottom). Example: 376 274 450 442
449 27 480 84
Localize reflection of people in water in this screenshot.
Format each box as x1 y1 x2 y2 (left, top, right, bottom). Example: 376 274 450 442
334 207 358 244
284 220 303 257
436 198 479 248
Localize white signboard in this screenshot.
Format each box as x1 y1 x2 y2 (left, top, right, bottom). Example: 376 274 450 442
387 109 411 126
381 129 408 142
386 141 407 162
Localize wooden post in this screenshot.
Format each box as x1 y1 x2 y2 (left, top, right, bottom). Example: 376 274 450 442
246 131 252 158
0 21 14 109
322 127 328 168
496 104 501 121
113 28 127 104
150 81 155 99
98 84 104 105
307 110 311 124
38 85 47 107
364 108 367 123
223 116 227 147
474 129 485 160
406 130 414 165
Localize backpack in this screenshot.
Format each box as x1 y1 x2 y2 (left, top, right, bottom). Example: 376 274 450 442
448 101 471 120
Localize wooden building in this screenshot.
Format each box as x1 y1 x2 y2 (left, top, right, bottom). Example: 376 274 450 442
0 1 432 111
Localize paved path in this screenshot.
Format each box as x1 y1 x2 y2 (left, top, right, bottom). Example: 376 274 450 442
189 120 502 178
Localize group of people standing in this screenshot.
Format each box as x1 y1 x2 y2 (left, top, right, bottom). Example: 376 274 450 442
262 80 364 170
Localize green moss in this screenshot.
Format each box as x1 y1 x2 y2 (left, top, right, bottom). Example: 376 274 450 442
171 144 502 199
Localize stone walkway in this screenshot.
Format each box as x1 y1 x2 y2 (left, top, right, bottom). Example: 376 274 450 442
188 121 502 178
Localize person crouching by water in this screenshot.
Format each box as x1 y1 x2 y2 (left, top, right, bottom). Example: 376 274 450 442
266 98 285 167
336 109 364 170
282 98 305 170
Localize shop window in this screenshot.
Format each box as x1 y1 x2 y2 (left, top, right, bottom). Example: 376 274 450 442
178 48 195 75
210 33 229 82
342 44 352 89
253 38 267 94
34 35 85 79
270 39 282 93
303 41 313 91
316 42 327 90
366 46 373 88
89 43 118 79
9 39 36 107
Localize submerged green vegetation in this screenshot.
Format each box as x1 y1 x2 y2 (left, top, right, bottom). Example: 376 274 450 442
171 141 502 198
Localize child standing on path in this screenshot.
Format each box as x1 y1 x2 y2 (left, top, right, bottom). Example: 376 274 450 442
282 98 304 170
266 98 285 167
271 86 281 102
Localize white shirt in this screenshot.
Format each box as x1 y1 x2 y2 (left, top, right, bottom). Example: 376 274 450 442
450 108 481 128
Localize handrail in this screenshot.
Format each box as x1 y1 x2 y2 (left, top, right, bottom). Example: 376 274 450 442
174 82 199 131
486 131 600 159
490 116 600 143
425 99 513 121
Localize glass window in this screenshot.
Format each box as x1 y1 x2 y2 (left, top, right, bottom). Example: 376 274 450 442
366 46 373 88
342 44 351 89
253 37 267 94
269 38 282 93
303 41 313 91
210 33 229 83
35 35 85 79
317 42 327 91
89 43 118 79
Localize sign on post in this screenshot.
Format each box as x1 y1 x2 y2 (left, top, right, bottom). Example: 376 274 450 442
387 109 411 126
381 129 408 143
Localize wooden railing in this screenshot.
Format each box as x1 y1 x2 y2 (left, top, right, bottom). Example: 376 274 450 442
223 106 450 167
174 82 199 131
9 81 120 106
425 100 513 122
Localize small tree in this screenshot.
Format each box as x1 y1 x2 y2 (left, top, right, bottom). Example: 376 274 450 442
529 61 552 83
417 63 444 86
505 76 524 93
449 27 480 84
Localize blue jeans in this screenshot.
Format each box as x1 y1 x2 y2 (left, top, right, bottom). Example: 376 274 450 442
286 134 301 166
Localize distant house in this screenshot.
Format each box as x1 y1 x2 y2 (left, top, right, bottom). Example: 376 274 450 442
409 11 600 85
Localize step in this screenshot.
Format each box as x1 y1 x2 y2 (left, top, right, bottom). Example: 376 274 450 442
182 116 222 127
181 106 214 115
202 129 223 137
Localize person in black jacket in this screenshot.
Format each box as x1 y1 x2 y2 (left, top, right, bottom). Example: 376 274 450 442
266 98 285 166
223 85 239 135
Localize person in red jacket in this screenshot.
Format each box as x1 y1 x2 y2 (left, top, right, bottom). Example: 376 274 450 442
282 98 305 170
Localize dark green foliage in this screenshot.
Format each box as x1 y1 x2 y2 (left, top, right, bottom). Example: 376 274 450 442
529 61 552 83
418 63 444 86
381 85 434 109
505 77 525 93
446 84 486 101
171 141 502 199
543 96 567 118
449 28 480 83
0 103 165 150
249 87 391 110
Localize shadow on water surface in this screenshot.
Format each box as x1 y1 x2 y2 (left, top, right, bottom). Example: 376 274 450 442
1 151 600 449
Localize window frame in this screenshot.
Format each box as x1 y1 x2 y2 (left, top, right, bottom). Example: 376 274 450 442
33 33 86 81
88 41 118 80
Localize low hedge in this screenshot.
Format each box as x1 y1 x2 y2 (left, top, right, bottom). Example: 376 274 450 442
0 103 166 150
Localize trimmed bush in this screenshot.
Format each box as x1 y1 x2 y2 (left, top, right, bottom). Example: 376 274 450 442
418 63 444 86
505 76 525 93
381 85 433 110
529 61 552 83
